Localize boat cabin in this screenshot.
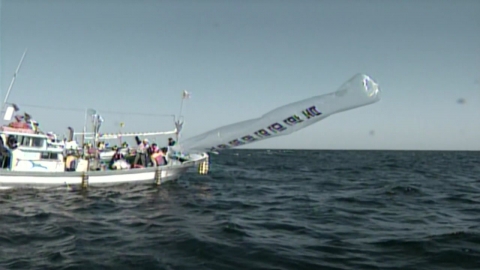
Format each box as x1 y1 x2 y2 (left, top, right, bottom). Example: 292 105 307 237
0 125 65 172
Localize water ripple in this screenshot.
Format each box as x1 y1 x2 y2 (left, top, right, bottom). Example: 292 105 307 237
0 150 479 270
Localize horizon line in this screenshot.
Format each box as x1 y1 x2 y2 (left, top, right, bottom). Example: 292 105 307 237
229 148 480 152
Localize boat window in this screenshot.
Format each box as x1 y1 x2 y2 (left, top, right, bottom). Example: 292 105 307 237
40 152 58 160
18 136 30 147
16 135 25 146
10 135 44 148
32 138 44 147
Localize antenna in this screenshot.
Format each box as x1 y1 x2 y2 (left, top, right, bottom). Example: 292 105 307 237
2 48 28 111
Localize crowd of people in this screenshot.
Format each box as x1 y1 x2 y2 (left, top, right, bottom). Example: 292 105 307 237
108 136 176 170
0 129 176 171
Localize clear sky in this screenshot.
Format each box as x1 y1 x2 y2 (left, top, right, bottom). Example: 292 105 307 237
1 0 479 151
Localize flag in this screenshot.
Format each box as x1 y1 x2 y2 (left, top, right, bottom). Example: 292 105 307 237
182 90 191 99
4 106 16 121
120 122 125 128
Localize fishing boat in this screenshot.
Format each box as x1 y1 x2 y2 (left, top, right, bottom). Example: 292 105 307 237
0 108 209 190
0 50 209 190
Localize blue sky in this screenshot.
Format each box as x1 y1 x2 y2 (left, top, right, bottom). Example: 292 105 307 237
1 0 479 150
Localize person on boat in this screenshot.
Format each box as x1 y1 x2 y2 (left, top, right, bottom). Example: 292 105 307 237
7 135 18 149
0 136 10 168
133 136 149 168
110 147 129 170
27 118 39 133
87 143 99 159
65 149 77 171
6 135 22 170
168 137 176 146
0 137 7 152
160 147 168 165
14 114 24 123
112 147 124 160
149 143 164 166
97 141 106 150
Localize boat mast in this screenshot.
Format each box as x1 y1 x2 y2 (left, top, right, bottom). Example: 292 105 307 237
178 91 185 120
1 48 28 117
176 90 189 143
82 108 88 147
92 113 97 149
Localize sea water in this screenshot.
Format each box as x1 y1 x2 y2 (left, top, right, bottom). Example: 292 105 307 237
0 149 478 270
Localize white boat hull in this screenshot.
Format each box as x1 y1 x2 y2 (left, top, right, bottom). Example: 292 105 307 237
0 157 207 190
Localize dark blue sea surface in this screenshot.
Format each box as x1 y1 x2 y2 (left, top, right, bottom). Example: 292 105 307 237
0 150 479 270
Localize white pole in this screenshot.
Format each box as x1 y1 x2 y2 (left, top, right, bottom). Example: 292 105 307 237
82 108 87 146
2 48 28 109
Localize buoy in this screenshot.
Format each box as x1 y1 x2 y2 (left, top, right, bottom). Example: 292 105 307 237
81 173 89 188
155 168 162 185
198 156 209 175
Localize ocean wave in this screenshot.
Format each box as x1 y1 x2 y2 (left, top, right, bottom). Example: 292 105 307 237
0 150 479 269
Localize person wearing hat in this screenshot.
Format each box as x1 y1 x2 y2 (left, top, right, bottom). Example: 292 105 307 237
133 136 149 167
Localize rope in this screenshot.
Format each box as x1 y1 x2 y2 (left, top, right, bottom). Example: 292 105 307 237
19 103 175 117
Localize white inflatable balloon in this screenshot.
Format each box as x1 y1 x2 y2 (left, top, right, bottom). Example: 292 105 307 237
178 73 381 152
